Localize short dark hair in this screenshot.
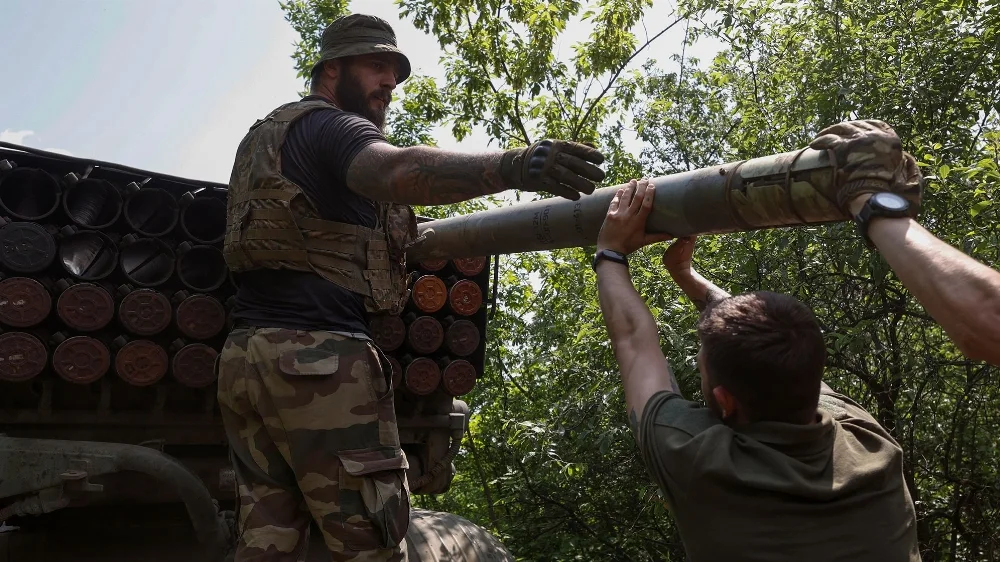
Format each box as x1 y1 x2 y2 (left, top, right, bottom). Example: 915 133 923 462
697 291 826 423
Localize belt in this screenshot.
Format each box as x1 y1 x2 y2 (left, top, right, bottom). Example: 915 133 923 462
231 322 372 342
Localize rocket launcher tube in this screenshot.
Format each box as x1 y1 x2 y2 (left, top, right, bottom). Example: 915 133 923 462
408 147 906 261
57 227 119 281
123 185 179 237
119 235 176 287
176 242 229 292
179 192 226 245
62 177 123 230
0 164 61 221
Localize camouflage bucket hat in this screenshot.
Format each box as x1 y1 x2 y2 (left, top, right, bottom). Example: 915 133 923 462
312 14 412 83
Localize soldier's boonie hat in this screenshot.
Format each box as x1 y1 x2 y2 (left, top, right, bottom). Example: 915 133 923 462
312 13 411 83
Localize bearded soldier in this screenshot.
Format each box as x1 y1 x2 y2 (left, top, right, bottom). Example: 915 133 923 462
217 13 606 562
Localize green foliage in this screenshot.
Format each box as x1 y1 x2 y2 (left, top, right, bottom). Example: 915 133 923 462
382 75 444 147
280 0 351 84
282 0 1000 559
396 0 671 147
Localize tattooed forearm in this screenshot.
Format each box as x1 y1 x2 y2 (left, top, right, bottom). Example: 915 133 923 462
346 143 510 205
672 268 731 313
692 285 731 312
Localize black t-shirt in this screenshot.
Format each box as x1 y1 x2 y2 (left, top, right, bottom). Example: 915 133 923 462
230 97 388 336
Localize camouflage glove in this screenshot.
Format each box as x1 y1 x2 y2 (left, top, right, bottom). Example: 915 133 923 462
808 119 923 213
500 139 607 201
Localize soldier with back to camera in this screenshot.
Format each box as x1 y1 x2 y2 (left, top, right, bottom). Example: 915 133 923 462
592 121 927 561
217 13 606 562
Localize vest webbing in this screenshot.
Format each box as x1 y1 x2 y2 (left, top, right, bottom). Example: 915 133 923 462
223 99 412 315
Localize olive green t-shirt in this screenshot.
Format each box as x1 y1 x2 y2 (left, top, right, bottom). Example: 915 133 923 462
638 387 920 562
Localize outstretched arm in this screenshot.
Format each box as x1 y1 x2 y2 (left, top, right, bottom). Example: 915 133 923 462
849 194 1000 365
345 140 606 205
346 144 508 205
595 179 676 442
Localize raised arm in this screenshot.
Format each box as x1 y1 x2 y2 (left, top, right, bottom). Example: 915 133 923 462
594 178 676 442
848 194 1000 365
660 237 731 312
345 139 606 205
809 119 1000 366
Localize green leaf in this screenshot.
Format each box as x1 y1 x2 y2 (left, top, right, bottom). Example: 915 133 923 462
970 200 992 217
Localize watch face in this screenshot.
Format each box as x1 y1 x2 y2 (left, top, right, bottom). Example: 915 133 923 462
872 192 909 211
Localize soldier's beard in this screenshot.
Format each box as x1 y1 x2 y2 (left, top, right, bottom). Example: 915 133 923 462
336 72 390 131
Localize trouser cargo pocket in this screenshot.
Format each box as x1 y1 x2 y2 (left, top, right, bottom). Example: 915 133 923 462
338 446 411 551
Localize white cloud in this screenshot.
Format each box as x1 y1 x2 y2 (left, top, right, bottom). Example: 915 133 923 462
0 129 74 156
0 129 35 144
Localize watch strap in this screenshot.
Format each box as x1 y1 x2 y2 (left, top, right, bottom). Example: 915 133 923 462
853 203 877 249
853 193 911 249
592 249 628 271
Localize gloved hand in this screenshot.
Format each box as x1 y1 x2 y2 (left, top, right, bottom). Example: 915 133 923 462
500 139 606 201
808 119 923 213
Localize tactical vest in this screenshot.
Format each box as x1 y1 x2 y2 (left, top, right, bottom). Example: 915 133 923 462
224 99 416 316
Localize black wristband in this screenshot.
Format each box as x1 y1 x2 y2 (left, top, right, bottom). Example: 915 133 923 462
592 249 628 272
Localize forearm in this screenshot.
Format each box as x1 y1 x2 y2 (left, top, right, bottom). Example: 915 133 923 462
670 270 731 311
346 144 509 205
597 262 661 351
866 216 1000 364
596 261 680 427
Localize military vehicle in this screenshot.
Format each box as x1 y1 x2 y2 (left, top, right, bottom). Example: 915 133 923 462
0 142 508 561
0 132 915 561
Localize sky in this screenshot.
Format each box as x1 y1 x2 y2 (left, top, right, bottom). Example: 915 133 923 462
0 0 722 185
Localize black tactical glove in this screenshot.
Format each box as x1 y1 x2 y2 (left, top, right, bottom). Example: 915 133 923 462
500 139 606 201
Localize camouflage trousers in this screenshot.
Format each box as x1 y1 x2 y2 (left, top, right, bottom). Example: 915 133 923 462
217 327 410 562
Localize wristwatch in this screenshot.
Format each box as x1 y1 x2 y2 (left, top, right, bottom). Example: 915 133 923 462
853 192 910 248
592 248 628 271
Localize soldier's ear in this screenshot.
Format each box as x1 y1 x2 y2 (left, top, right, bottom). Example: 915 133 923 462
323 60 340 82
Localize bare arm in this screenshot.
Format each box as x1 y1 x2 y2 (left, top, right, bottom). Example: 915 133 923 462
596 260 681 439
673 270 730 312
594 179 677 442
346 143 509 205
850 195 1000 365
806 120 1000 365
661 237 731 312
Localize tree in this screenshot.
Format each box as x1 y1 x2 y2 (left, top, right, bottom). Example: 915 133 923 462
280 0 1000 559
638 1 1000 559
280 0 351 84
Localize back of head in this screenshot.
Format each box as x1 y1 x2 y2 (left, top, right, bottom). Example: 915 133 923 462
697 291 826 424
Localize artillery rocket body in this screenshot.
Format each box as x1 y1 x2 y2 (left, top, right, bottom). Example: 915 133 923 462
410 147 848 261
